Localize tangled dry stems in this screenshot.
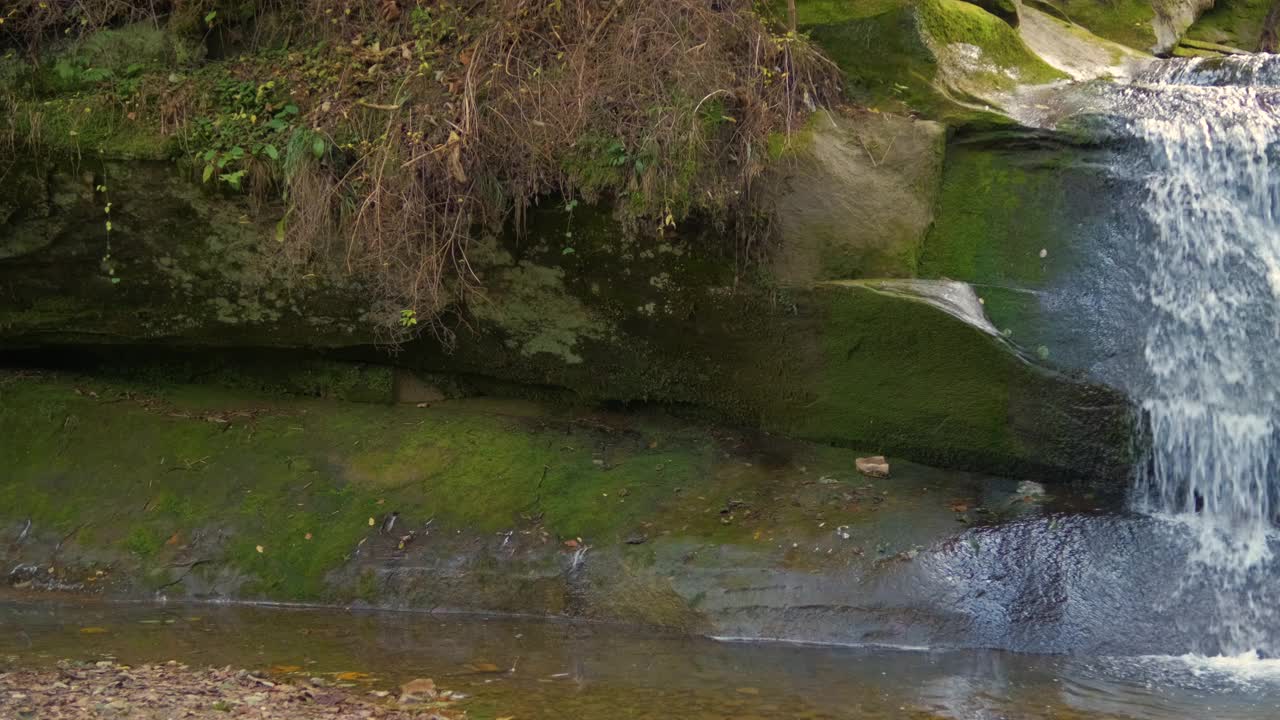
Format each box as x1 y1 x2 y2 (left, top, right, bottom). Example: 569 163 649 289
4 0 840 344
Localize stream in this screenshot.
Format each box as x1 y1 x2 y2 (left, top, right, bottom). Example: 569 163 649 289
5 26 1280 720
2 598 1280 720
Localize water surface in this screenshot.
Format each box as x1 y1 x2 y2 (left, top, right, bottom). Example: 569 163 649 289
2 599 1279 719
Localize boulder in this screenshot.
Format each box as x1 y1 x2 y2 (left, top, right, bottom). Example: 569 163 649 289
1153 0 1218 54
800 0 1065 122
1049 0 1217 54
768 110 946 282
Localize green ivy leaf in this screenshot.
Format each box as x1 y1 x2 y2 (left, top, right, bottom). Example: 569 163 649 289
263 144 279 160
202 165 215 183
312 138 326 159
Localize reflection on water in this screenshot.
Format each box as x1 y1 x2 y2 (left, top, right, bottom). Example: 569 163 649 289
1 599 1278 719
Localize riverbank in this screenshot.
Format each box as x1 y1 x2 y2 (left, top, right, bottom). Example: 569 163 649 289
0 660 470 719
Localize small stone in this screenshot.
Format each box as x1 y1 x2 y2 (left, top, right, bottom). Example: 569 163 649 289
1016 480 1046 497
399 677 437 702
856 456 890 478
624 532 648 545
1039 248 1048 258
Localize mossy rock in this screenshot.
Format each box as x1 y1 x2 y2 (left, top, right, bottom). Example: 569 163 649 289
1183 0 1271 50
768 109 947 282
406 215 1131 485
800 0 1065 121
0 159 374 347
1041 0 1161 50
918 130 1120 363
0 371 898 608
1039 0 1215 53
0 155 1131 485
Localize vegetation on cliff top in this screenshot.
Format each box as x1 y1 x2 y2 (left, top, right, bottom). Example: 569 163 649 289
2 0 839 341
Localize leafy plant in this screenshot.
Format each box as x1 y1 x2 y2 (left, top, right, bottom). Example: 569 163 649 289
190 76 298 190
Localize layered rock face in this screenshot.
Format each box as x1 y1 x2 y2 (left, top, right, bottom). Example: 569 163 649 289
0 122 1131 483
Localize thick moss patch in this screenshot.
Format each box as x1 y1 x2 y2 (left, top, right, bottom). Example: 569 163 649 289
0 370 910 602
1049 0 1159 51
920 141 1071 287
802 0 1064 119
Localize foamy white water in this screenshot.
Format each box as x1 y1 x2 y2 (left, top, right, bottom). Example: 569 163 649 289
1121 57 1280 655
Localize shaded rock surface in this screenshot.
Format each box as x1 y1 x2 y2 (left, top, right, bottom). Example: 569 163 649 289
0 149 1132 482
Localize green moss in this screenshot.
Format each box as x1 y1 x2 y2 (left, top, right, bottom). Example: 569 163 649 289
1184 0 1270 50
1050 0 1158 51
11 366 1034 601
0 373 736 599
784 283 1013 464
803 0 1062 120
123 527 167 558
919 141 1070 286
916 0 1064 85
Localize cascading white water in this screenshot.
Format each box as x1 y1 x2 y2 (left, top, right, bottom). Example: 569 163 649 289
1124 56 1280 655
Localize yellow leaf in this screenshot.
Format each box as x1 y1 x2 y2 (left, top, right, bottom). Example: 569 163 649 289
335 671 373 681
79 627 109 634
255 545 264 553
368 517 376 526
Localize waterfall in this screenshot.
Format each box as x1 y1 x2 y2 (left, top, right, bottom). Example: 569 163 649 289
1122 56 1280 655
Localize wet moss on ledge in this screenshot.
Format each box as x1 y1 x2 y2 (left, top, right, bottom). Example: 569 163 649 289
0 369 938 609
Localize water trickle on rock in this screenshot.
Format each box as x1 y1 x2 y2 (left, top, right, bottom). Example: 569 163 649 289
1124 55 1280 655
